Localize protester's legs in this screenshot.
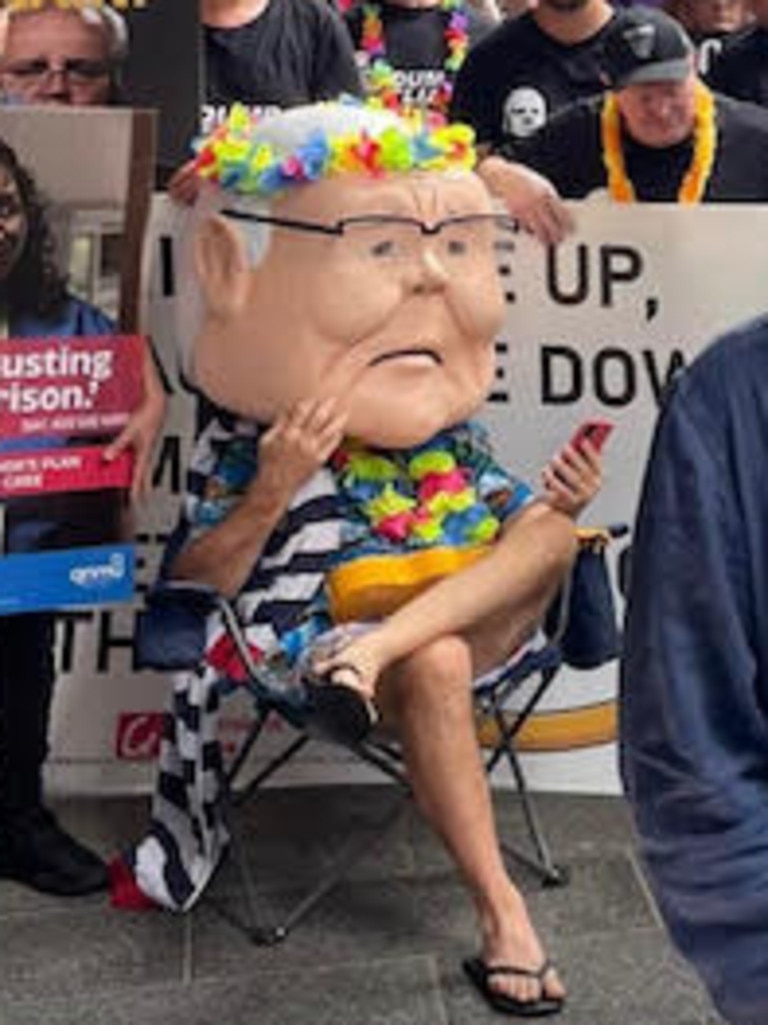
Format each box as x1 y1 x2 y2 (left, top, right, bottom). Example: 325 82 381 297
0 612 56 813
378 635 566 1005
0 613 108 895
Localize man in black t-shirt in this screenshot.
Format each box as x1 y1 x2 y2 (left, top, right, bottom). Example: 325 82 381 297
202 0 362 132
513 6 768 203
450 0 615 152
170 0 362 202
707 0 768 109
344 0 493 116
666 0 751 78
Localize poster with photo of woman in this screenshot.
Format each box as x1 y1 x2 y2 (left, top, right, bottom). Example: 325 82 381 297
0 104 155 613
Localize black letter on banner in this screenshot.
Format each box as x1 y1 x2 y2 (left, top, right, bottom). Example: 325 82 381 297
593 347 636 406
642 348 687 405
55 611 94 674
546 245 589 305
599 245 643 306
96 611 137 673
541 345 583 404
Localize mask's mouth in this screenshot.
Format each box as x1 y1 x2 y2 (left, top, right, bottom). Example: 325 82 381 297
368 347 442 368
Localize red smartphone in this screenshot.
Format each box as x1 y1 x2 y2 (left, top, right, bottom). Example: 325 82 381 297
569 418 614 453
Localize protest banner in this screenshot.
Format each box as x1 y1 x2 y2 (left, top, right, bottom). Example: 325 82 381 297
0 334 143 612
46 202 768 795
0 105 154 616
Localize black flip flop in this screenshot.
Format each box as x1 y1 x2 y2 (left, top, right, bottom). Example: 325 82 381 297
303 664 379 745
463 956 564 1018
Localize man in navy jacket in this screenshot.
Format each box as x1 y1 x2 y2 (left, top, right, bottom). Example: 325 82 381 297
621 316 768 1025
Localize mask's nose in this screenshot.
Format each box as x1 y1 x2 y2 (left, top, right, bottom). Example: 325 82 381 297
407 243 450 294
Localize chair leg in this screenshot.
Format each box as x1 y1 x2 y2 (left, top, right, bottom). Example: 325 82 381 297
498 743 569 888
258 793 410 944
485 692 570 889
211 779 410 946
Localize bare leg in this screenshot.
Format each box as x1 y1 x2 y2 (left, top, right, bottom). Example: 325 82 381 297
378 635 566 1006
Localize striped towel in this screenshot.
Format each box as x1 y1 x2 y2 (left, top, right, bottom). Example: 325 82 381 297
115 413 343 911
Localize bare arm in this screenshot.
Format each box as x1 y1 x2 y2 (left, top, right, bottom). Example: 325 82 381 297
477 154 574 246
316 501 577 695
172 399 346 599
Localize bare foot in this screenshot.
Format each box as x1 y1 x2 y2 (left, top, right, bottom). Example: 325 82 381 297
477 884 566 1007
311 632 386 702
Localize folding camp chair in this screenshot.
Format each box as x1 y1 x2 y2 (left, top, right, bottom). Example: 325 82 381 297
473 524 627 886
136 523 625 944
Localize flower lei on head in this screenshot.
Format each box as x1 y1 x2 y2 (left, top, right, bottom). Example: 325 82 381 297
601 79 717 204
361 0 470 115
193 101 476 197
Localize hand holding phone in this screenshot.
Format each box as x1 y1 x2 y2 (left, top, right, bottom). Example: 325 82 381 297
569 418 614 453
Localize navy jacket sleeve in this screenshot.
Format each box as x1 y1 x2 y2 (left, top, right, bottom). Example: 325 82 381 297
620 322 768 1025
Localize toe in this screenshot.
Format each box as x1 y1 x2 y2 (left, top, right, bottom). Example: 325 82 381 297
542 964 567 1001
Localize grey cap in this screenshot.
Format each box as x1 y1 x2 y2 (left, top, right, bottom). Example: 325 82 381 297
599 7 694 90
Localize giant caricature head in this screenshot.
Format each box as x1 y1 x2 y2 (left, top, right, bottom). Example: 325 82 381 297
183 102 508 448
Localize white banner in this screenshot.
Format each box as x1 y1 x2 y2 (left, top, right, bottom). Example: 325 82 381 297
47 202 768 795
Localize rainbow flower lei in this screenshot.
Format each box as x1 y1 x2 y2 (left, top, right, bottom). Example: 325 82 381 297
193 101 476 197
601 80 717 204
361 0 470 115
332 441 500 547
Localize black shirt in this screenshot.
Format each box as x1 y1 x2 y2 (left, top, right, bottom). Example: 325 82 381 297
449 11 616 149
707 26 768 108
513 92 768 202
344 2 492 113
203 0 362 132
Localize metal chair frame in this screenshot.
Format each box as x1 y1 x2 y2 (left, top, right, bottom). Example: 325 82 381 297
140 526 623 944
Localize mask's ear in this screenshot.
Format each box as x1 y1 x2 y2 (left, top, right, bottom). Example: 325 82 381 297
194 214 251 316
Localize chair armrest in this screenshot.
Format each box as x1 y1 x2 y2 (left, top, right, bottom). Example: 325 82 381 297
135 579 221 671
544 522 628 668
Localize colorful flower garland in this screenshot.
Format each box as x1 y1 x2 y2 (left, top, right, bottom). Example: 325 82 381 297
601 80 717 204
332 442 500 548
194 101 476 197
360 0 470 115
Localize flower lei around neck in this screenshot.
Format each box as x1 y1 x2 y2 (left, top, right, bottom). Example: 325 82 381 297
361 0 470 114
332 441 500 548
601 79 717 204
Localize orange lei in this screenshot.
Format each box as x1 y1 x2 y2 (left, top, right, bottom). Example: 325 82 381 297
600 80 717 204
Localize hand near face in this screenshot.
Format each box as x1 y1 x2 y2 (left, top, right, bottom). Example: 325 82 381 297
254 397 348 506
540 439 602 519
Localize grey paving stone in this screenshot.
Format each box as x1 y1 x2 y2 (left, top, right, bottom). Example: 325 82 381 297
190 849 654 981
0 905 185 1004
494 791 637 852
213 783 414 889
48 794 152 857
0 880 107 916
0 796 151 915
0 788 728 1025
440 928 723 1025
189 877 431 980
408 790 637 875
0 957 445 1025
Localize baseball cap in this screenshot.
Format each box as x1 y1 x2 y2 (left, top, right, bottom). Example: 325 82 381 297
599 7 695 90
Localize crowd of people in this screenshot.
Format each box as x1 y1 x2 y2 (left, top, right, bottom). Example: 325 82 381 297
0 1 767 1023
